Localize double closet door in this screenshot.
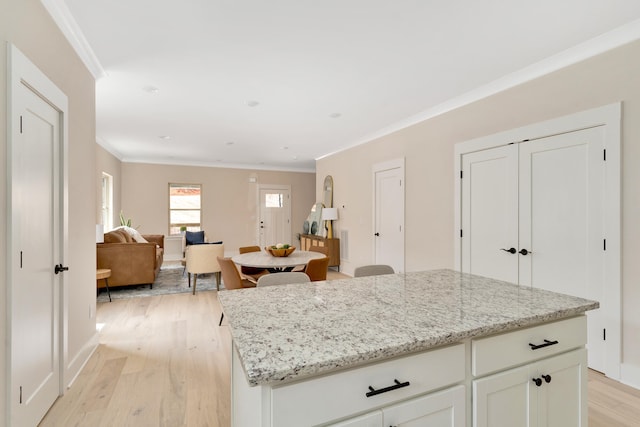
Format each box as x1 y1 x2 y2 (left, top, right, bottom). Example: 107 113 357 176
460 127 606 373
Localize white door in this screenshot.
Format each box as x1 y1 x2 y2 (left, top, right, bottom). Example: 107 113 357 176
519 128 605 373
374 161 405 273
461 128 606 374
461 145 519 282
11 76 62 426
258 186 292 248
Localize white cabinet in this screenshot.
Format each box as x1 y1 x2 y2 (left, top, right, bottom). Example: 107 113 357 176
231 316 588 427
473 349 587 427
331 385 465 427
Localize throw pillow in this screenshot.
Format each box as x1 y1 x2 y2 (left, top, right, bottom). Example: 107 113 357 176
115 226 149 243
185 230 205 245
104 230 127 243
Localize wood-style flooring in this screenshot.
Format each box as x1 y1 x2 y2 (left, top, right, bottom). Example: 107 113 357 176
40 270 640 426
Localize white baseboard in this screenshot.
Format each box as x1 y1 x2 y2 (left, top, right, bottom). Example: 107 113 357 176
620 363 640 390
63 331 99 389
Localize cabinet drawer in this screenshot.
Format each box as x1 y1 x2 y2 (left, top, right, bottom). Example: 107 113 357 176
271 343 465 427
472 316 586 377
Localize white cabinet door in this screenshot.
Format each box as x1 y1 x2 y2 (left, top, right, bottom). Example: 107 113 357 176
329 411 382 427
534 349 587 427
473 365 534 427
383 385 466 427
474 349 586 427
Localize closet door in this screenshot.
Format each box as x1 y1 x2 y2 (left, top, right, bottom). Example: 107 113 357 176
518 127 605 372
461 145 518 283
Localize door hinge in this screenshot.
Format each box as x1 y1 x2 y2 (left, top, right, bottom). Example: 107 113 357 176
20 251 23 268
460 170 463 179
460 229 463 238
399 179 402 186
19 115 23 134
603 239 607 251
603 328 606 341
19 386 22 404
603 149 606 161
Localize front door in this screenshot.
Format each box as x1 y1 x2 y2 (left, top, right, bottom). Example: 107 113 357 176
258 185 292 248
10 62 63 426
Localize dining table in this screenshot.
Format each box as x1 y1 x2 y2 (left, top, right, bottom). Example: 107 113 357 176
231 250 325 272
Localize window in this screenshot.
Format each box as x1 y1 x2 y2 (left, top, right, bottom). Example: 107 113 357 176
265 193 284 208
101 172 113 230
169 183 201 235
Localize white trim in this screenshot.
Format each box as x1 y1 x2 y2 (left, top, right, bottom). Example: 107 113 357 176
318 19 640 162
454 103 622 381
39 0 106 79
620 363 640 391
372 158 405 273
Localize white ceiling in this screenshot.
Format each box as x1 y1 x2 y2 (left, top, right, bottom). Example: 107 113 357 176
48 1 640 172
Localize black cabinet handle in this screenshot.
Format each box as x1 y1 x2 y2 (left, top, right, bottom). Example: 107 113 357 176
501 247 517 254
532 377 542 387
519 249 531 255
54 264 69 274
366 379 410 397
542 374 552 383
529 339 559 350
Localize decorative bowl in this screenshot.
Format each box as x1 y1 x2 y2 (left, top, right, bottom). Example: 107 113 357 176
266 246 296 257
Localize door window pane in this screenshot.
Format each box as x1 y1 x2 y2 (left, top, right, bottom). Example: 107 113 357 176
265 193 283 208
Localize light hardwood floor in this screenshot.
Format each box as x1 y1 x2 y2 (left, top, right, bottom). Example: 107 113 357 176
41 271 640 426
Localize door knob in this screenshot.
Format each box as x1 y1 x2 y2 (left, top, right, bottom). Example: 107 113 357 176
532 378 542 387
519 249 531 256
54 264 69 274
501 248 517 254
542 374 552 383
374 232 380 236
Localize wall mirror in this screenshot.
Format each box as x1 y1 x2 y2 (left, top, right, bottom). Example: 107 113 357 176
323 175 333 208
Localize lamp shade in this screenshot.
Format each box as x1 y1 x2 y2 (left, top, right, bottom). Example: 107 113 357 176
321 207 338 221
96 224 104 243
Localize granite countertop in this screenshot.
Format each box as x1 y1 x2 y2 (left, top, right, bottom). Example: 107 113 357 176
218 269 599 387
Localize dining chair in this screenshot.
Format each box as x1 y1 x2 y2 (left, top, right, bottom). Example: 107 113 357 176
217 256 256 326
304 256 330 282
292 244 330 272
185 243 224 294
257 272 310 287
353 264 395 278
308 245 329 256
238 245 269 283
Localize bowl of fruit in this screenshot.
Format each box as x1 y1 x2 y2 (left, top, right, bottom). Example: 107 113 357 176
266 243 295 257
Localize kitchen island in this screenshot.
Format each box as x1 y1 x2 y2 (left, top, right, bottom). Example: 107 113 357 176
218 269 599 427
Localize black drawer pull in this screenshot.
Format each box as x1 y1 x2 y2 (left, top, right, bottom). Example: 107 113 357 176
529 339 559 350
365 379 410 398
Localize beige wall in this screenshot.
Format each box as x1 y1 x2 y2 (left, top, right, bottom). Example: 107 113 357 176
317 39 640 387
96 144 122 228
1 0 98 424
120 162 316 253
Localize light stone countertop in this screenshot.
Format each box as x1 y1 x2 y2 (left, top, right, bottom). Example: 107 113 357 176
218 269 599 387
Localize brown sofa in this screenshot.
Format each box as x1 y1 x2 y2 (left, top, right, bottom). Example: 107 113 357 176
97 229 164 288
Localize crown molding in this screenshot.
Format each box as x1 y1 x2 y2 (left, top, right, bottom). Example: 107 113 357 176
40 0 106 80
318 18 640 161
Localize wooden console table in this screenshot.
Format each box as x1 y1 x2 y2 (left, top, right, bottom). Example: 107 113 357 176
299 234 340 270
